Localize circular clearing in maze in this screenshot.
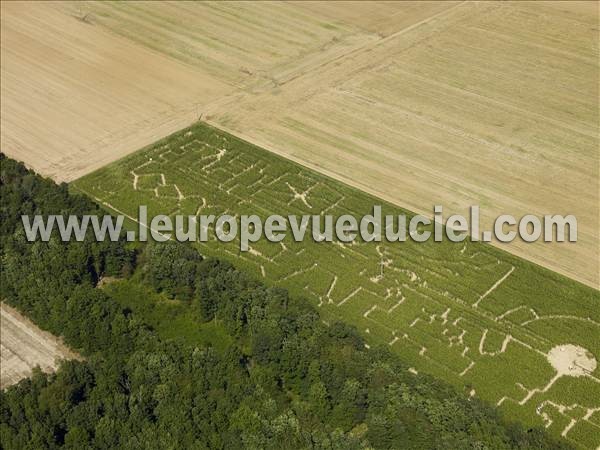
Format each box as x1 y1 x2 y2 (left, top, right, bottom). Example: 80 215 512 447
547 344 597 377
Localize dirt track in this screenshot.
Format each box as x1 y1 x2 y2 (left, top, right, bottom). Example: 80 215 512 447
1 303 79 389
1 1 598 287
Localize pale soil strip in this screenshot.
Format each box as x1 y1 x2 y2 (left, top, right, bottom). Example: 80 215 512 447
174 184 185 201
459 361 475 377
286 182 313 209
363 305 377 318
326 275 338 303
1 303 79 389
562 418 577 438
281 263 318 282
537 400 565 428
496 305 528 322
473 266 515 308
516 374 562 406
537 402 600 439
478 330 515 356
73 187 172 241
337 287 362 307
521 314 600 327
387 297 405 314
131 171 139 190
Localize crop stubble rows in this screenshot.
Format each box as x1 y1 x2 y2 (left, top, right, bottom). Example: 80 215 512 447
2 2 597 285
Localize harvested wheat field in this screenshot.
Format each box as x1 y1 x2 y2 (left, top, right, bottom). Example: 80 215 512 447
0 1 233 182
0 0 382 182
202 1 600 288
0 303 78 389
1 1 598 286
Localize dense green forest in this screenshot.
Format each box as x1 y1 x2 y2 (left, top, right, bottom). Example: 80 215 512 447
0 154 572 449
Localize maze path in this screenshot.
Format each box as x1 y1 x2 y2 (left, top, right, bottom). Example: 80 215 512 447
75 123 600 448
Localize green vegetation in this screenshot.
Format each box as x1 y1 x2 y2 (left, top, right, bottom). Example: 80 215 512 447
72 122 600 447
1 155 576 448
103 277 233 352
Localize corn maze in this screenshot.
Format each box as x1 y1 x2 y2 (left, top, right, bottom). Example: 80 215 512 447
74 122 600 448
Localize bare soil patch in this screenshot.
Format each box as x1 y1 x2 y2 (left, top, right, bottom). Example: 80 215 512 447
548 344 597 377
1 303 80 389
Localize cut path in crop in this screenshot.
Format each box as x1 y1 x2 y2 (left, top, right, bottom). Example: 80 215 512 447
74 122 600 448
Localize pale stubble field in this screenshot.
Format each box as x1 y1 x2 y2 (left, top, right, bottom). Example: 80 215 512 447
2 1 597 286
202 1 600 288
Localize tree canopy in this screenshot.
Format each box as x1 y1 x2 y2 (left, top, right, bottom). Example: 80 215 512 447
0 154 572 449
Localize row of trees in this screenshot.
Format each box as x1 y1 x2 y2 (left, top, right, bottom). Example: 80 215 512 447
0 154 572 449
